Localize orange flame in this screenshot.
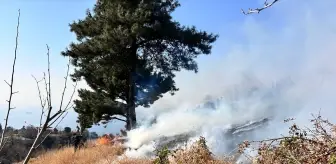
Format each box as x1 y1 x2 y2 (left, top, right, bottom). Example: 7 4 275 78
96 133 127 146
96 135 113 145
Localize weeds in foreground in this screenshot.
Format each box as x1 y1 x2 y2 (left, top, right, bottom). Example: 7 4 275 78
239 113 336 164
153 137 233 164
154 113 336 164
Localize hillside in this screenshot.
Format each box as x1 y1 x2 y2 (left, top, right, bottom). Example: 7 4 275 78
21 138 234 164
17 113 336 164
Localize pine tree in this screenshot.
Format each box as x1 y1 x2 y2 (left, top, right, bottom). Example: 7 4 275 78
62 0 218 130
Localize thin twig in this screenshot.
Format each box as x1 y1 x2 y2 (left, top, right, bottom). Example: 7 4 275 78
241 0 280 15
63 83 78 111
58 57 71 112
45 44 53 121
32 75 46 133
47 82 77 127
47 82 77 128
111 116 127 122
42 73 49 118
0 9 20 151
48 102 75 128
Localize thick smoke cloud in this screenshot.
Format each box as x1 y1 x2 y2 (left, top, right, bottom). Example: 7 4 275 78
124 0 336 159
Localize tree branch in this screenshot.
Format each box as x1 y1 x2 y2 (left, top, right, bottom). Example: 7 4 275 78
111 116 127 122
34 112 68 149
241 0 280 15
47 71 78 128
47 102 75 128
45 44 53 121
32 75 47 133
0 9 20 151
58 57 71 111
23 46 76 164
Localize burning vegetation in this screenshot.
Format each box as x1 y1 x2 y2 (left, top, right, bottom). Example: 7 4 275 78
21 114 336 164
96 129 127 146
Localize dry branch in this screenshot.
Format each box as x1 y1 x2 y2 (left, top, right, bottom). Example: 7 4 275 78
0 9 20 152
239 113 336 164
34 111 68 149
241 0 280 15
31 75 47 132
22 45 77 164
111 116 127 122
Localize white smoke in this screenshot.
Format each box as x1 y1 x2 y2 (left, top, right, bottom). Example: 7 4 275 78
124 0 336 159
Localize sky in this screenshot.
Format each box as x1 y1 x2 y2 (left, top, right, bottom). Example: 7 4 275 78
1 0 336 135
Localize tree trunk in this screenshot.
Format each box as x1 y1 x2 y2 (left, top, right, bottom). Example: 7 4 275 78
126 74 137 130
126 41 137 131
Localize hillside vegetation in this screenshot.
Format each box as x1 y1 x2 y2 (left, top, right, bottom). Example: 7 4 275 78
21 138 232 164
18 115 336 164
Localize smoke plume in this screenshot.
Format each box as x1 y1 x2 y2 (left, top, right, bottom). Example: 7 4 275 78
124 0 336 159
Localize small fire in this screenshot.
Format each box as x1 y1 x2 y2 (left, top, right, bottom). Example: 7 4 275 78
96 134 127 146
96 134 113 145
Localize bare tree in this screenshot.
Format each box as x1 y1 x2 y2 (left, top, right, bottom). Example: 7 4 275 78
241 0 280 15
22 45 77 164
0 9 20 152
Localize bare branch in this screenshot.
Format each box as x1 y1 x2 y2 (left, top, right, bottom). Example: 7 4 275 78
63 82 78 111
47 109 70 128
24 53 76 163
112 117 127 122
42 72 49 108
45 44 53 120
47 103 75 130
23 45 54 164
241 0 280 15
46 57 78 128
35 112 68 149
47 62 78 128
0 9 20 151
58 57 71 112
3 80 10 87
48 110 63 123
47 104 71 128
32 75 47 132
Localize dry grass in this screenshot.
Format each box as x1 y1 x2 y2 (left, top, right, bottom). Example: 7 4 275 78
19 114 336 164
240 114 336 164
24 144 123 164
168 137 233 164
21 137 233 164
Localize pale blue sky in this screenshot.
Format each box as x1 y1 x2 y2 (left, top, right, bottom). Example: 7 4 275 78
0 0 259 133
1 0 336 134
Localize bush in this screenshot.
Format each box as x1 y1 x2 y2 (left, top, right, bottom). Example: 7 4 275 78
240 114 336 164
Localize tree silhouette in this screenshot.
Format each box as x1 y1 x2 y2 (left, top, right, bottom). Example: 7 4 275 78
62 0 218 130
63 127 71 133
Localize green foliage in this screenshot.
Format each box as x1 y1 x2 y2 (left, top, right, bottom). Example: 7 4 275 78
329 154 336 164
89 132 99 139
153 146 171 164
6 126 14 133
63 127 71 133
42 136 55 149
19 125 38 139
53 128 58 134
62 0 218 129
82 129 90 138
74 89 127 129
